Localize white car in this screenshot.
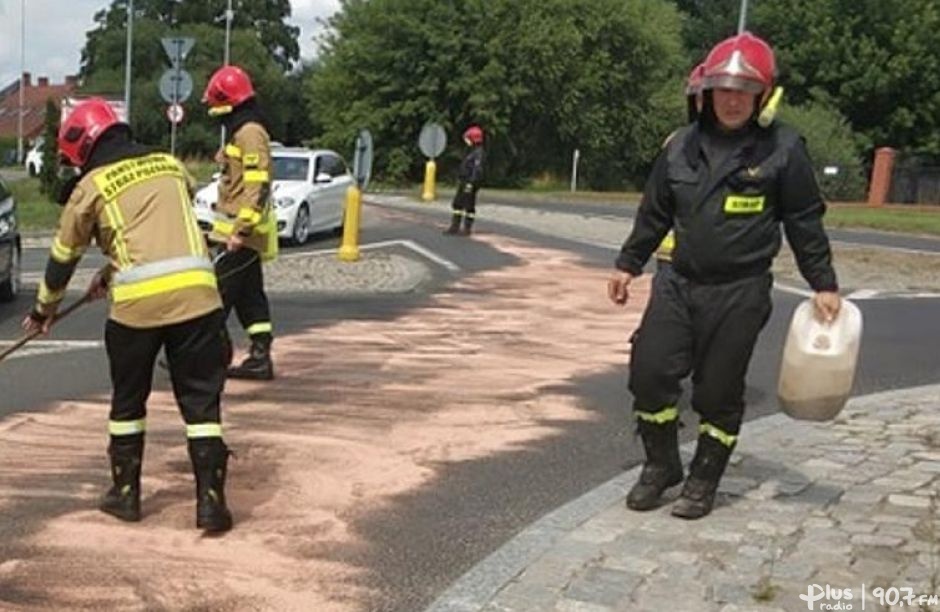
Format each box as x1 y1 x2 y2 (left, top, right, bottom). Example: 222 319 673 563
193 147 353 246
24 140 43 177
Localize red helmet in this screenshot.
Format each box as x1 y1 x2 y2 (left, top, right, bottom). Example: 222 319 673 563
58 98 122 167
702 32 775 95
685 63 706 96
202 65 255 113
463 125 484 145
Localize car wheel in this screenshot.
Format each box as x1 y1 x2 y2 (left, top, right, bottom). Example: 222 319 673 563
291 204 310 245
0 245 20 302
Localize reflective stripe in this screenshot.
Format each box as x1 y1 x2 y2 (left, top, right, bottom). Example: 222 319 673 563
243 153 260 166
212 209 272 237
724 195 765 214
247 322 272 336
112 269 217 302
237 207 262 226
113 256 213 285
109 419 146 436
38 280 65 305
212 219 235 237
243 170 269 183
700 422 737 447
465 212 476 219
103 200 132 268
50 237 83 263
656 231 676 258
636 406 679 424
176 180 203 256
208 105 233 117
187 423 223 439
224 144 242 158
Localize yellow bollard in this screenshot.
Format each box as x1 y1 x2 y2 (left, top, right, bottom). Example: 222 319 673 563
338 184 362 262
421 159 437 202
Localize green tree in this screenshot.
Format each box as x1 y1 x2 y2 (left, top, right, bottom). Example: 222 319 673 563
39 99 62 197
778 99 867 201
83 0 299 72
77 4 303 155
309 0 686 188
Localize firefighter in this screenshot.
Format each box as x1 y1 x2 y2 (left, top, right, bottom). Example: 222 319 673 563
607 33 841 519
22 98 233 532
202 65 277 380
654 63 707 269
444 125 485 236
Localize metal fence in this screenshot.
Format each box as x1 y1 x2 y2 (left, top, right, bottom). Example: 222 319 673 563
890 163 940 205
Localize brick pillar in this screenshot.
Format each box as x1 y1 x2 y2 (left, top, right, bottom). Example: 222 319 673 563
867 147 897 207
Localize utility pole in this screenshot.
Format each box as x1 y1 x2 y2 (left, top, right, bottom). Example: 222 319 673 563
737 0 749 34
220 0 234 148
124 0 135 121
17 0 25 164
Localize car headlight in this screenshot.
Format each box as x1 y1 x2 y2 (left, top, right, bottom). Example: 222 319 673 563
0 213 15 237
276 196 295 209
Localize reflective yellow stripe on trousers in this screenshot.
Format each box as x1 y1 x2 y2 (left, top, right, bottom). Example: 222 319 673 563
636 406 679 424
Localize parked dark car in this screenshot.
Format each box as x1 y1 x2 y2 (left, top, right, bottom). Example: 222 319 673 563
0 176 22 302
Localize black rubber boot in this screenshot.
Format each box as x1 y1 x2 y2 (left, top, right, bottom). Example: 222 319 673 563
189 438 233 533
461 214 475 236
672 433 733 520
443 213 462 235
100 434 143 522
626 419 683 511
227 334 273 380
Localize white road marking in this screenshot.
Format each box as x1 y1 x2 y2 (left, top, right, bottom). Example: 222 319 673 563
0 340 102 361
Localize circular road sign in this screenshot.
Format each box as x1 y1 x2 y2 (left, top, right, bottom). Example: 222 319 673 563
166 103 185 124
159 69 194 104
418 122 447 159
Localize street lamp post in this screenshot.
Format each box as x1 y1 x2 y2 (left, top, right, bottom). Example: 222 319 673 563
17 0 25 164
220 0 233 147
737 0 749 33
124 0 134 121
224 0 233 66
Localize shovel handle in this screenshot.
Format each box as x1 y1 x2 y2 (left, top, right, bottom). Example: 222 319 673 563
0 292 94 363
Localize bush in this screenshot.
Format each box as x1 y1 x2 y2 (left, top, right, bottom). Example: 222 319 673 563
777 99 868 201
0 136 18 167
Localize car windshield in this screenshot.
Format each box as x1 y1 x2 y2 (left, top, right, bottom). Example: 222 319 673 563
273 157 309 181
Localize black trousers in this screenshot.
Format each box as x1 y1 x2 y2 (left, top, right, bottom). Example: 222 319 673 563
106 309 226 426
451 182 479 215
215 247 272 338
628 266 773 436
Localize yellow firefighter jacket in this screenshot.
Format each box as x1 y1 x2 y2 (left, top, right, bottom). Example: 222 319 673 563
38 153 221 328
210 121 277 259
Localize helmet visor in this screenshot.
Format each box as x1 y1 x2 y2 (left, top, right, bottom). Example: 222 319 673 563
704 74 765 94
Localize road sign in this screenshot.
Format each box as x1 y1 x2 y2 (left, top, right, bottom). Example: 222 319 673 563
161 37 195 65
166 103 185 124
353 129 374 190
418 122 446 159
159 69 194 104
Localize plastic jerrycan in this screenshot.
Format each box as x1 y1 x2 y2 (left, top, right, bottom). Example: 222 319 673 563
777 298 863 421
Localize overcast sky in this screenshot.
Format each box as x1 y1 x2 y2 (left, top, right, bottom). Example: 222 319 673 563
0 0 341 88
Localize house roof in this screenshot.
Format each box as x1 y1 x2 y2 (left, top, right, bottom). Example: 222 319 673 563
0 73 78 141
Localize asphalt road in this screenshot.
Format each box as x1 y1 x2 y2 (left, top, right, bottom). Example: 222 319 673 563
1 197 939 611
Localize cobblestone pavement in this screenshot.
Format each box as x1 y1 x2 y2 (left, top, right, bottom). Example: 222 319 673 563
428 384 940 612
